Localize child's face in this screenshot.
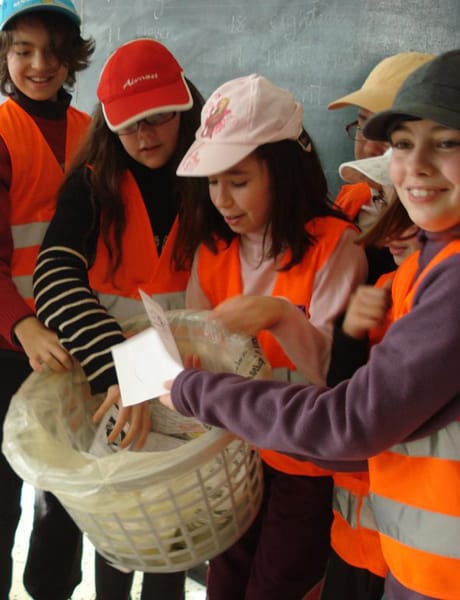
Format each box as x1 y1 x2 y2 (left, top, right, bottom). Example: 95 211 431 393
390 119 460 232
208 154 272 236
6 17 69 102
386 225 420 266
118 113 181 169
354 107 389 161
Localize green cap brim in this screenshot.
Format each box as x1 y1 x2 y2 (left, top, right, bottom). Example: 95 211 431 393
363 102 460 141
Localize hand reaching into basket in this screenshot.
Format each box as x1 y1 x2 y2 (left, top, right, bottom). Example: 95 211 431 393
14 315 75 373
159 379 175 411
159 352 201 413
92 384 152 449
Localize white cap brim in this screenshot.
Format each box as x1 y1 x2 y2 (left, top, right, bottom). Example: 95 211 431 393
176 139 258 177
339 149 392 186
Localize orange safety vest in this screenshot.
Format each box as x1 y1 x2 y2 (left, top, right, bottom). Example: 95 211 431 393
0 98 90 308
198 216 354 476
331 270 395 578
334 182 372 221
88 169 189 319
369 240 460 599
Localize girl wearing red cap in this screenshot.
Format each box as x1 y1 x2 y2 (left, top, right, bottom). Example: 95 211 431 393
33 38 208 600
0 2 94 598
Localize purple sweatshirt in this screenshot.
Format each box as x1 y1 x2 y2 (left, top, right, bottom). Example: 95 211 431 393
171 228 460 600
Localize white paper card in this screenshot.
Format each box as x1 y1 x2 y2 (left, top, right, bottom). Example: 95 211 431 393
112 293 183 407
139 290 181 359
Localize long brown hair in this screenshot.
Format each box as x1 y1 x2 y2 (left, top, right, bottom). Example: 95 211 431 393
0 12 94 94
68 78 208 277
358 191 414 248
177 136 350 271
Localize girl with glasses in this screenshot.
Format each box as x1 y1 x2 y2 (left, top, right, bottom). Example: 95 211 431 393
33 37 208 600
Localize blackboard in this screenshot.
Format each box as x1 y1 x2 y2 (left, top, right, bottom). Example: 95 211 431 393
74 0 459 195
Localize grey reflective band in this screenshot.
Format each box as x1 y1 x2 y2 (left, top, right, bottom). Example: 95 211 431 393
151 291 186 311
390 421 460 460
11 222 50 249
13 274 33 299
333 485 358 527
359 493 379 531
97 291 186 320
371 493 460 558
334 485 378 531
272 367 310 384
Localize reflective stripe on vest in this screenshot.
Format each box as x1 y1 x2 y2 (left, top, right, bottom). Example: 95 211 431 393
11 222 50 249
329 270 394 576
369 240 460 598
11 222 50 301
371 492 460 559
197 216 355 476
333 485 379 532
391 420 460 460
331 473 388 577
97 290 186 321
13 275 33 303
0 99 90 307
88 170 189 320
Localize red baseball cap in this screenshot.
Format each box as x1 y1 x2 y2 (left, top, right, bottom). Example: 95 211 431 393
97 38 193 132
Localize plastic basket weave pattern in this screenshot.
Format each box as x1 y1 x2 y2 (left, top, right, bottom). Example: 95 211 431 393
3 310 269 572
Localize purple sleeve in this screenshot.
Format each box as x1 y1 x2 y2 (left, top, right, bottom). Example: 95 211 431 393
171 254 460 463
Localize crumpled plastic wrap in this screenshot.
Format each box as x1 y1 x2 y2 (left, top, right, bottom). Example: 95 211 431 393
3 310 269 572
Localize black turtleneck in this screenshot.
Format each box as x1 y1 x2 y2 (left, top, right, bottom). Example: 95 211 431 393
0 87 73 192
46 151 181 269
123 154 179 254
10 87 72 169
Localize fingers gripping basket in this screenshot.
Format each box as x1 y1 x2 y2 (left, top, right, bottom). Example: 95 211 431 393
3 310 270 573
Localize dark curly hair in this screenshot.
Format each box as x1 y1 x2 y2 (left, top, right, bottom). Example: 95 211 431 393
0 11 95 95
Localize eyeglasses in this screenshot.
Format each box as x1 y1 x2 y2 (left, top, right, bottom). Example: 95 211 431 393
117 111 177 136
345 120 364 141
372 190 388 212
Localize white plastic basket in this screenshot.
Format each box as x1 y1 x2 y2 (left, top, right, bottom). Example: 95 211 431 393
3 310 270 573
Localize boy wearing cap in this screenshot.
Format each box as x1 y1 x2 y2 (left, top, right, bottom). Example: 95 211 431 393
33 37 207 600
0 2 94 599
328 51 433 283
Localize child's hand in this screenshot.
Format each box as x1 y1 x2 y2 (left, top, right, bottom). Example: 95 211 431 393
14 316 75 373
158 379 175 411
183 354 201 369
211 295 287 336
342 283 391 340
92 384 151 450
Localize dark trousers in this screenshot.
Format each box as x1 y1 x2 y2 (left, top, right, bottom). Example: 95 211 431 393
207 463 333 600
320 549 385 600
0 351 82 600
95 553 186 600
23 491 83 600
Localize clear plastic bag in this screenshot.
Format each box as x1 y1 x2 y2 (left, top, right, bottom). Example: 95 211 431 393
2 310 269 572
